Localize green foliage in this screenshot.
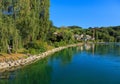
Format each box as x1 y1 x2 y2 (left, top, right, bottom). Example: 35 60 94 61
0 0 120 55
86 27 120 42
28 48 36 55
26 40 53 54
0 16 21 53
54 41 67 47
0 0 50 53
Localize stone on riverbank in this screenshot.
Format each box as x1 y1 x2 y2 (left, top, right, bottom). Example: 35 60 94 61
0 43 83 72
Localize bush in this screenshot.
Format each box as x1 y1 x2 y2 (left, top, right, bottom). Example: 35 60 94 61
28 48 36 55
26 40 53 54
53 41 67 47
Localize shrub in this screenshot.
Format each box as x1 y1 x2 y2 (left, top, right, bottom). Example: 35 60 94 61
28 48 36 55
26 40 53 54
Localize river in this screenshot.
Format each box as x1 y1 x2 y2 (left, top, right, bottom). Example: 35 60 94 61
0 43 120 84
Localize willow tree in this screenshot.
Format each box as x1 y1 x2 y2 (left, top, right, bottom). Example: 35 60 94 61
38 0 50 41
17 0 50 44
14 0 37 46
0 0 21 53
0 0 50 53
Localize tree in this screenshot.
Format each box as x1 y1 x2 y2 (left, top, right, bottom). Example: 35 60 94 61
0 0 50 53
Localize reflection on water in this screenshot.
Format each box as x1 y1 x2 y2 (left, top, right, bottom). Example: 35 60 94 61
0 59 52 84
0 43 120 84
49 47 80 66
81 43 120 57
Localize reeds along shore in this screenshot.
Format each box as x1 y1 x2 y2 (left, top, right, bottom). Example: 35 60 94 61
0 43 83 72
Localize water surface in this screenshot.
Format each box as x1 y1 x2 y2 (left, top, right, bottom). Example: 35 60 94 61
0 43 120 84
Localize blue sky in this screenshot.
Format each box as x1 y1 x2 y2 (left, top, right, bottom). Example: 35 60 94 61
50 0 120 28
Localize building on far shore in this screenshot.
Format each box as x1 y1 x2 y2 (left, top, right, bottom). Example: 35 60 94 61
74 34 95 41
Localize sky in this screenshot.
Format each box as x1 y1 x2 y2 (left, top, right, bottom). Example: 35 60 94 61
50 0 120 28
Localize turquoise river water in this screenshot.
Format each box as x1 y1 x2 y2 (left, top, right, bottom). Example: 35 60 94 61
0 43 120 84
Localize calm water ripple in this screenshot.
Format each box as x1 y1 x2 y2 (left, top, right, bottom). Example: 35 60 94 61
0 43 120 84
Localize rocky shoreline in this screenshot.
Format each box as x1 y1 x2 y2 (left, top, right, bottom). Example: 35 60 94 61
0 43 83 72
